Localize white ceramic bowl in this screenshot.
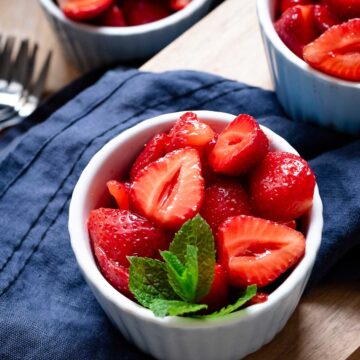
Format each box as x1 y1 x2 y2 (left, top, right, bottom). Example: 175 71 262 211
68 111 323 360
257 0 360 135
39 0 213 70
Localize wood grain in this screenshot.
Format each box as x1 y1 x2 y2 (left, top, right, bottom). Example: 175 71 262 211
1 0 359 359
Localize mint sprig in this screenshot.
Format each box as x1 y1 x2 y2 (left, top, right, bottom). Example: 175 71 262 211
128 215 257 318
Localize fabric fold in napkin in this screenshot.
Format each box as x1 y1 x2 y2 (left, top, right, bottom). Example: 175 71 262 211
0 68 359 359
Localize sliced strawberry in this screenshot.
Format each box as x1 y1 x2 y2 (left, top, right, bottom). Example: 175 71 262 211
280 0 313 14
275 5 318 58
249 152 315 222
323 0 360 20
170 0 191 11
247 291 268 305
200 179 253 234
61 0 113 21
107 180 129 209
130 132 168 181
131 148 204 231
303 19 360 81
313 4 340 33
208 114 269 176
95 247 132 298
97 4 126 26
88 208 169 267
217 216 306 288
200 264 229 312
123 0 171 26
166 112 215 153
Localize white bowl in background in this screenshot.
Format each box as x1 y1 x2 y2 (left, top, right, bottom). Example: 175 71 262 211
39 0 213 71
68 111 323 360
257 0 360 135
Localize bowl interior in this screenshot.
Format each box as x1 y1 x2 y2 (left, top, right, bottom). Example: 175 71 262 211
69 110 323 327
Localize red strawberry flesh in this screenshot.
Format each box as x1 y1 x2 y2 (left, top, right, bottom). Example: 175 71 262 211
303 19 360 81
61 0 113 21
218 215 306 288
209 114 269 176
131 148 204 231
107 180 129 210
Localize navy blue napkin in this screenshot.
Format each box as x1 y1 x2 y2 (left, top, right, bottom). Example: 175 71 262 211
0 68 359 360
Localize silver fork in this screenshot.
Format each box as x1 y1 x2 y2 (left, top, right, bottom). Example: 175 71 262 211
0 35 52 131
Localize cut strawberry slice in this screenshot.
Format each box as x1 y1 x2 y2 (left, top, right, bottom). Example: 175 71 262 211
303 19 360 81
208 114 269 176
323 0 360 20
200 264 229 312
275 5 318 58
313 5 340 34
97 4 127 26
88 208 169 267
107 180 129 209
123 0 171 26
130 132 168 181
170 0 191 11
166 112 215 153
279 0 312 14
131 148 204 231
218 216 306 288
61 0 113 21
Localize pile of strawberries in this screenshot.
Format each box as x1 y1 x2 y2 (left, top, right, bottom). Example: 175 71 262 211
58 0 191 26
275 0 360 81
88 112 316 310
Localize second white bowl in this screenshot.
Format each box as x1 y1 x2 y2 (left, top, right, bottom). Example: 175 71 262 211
68 111 323 360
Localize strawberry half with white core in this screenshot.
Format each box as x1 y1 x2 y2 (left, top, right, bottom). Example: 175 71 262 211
209 114 269 176
218 216 306 288
303 19 360 82
131 147 204 231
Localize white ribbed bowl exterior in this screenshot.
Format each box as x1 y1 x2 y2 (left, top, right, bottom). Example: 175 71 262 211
69 111 323 360
257 0 360 136
39 0 212 71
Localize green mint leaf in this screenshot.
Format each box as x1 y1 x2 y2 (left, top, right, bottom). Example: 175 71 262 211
128 257 178 308
169 214 215 301
199 285 257 319
149 299 207 318
161 245 198 303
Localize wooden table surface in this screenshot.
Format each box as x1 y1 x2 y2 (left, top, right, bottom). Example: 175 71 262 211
1 1 360 359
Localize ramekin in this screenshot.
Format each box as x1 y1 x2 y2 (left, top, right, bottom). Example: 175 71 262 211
68 111 323 360
257 0 360 135
39 0 213 71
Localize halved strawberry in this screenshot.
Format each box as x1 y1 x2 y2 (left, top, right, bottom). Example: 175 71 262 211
208 114 269 176
313 4 340 33
275 5 318 58
97 4 126 26
88 208 169 267
123 0 171 26
303 19 360 81
200 264 229 312
166 112 215 153
131 148 204 231
280 0 313 14
61 0 113 21
200 179 253 234
107 180 129 209
217 216 306 288
323 0 360 20
95 246 132 298
170 0 191 11
130 132 168 181
249 152 315 222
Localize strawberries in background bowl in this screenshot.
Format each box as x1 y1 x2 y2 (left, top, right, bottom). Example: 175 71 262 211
69 111 323 360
